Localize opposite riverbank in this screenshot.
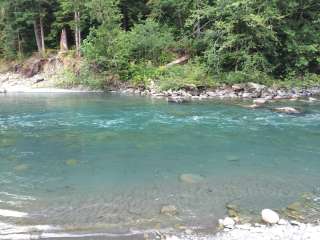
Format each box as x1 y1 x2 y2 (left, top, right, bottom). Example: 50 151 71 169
1 71 320 101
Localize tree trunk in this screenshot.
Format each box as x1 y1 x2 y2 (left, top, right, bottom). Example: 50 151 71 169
74 11 81 57
33 21 42 54
17 32 22 57
78 12 81 56
59 28 68 52
39 16 45 54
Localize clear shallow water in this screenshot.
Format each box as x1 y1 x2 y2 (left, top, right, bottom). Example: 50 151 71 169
0 93 320 239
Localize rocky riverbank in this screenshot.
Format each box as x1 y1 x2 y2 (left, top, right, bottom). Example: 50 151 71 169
1 71 320 100
118 81 320 102
156 210 320 240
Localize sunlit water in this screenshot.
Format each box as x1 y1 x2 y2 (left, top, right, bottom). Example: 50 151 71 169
0 93 320 239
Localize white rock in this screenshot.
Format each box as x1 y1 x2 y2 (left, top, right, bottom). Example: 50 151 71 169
278 219 288 225
261 209 280 224
219 217 235 229
185 229 193 234
309 97 317 102
166 235 180 240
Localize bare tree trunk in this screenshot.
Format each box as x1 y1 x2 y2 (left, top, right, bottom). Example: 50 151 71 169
39 16 45 54
77 12 81 57
17 32 22 57
33 21 42 54
59 28 68 52
74 11 81 57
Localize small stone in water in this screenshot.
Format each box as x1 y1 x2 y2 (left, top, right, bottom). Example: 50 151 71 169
160 205 178 216
261 209 280 224
65 159 78 166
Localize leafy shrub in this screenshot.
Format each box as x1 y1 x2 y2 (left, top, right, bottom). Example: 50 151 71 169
156 60 217 90
126 19 175 64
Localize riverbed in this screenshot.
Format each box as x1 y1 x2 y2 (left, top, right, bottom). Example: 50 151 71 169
0 93 320 239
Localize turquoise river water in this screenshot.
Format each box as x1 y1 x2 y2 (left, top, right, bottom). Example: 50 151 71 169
0 93 320 239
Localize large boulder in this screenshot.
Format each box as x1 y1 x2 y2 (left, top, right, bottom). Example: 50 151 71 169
261 209 280 224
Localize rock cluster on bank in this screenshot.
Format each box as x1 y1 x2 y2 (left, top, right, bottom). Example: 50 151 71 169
119 82 320 103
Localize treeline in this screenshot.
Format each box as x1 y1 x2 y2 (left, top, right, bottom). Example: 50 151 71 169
0 0 319 88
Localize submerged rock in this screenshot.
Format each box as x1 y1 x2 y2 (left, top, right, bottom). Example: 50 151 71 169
261 209 280 224
65 159 78 166
14 164 29 172
160 205 178 216
179 173 205 184
246 104 261 109
273 107 301 114
226 204 240 218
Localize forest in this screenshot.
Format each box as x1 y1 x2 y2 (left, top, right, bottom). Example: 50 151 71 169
0 0 319 89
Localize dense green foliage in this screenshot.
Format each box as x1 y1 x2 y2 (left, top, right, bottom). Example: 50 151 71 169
0 0 319 88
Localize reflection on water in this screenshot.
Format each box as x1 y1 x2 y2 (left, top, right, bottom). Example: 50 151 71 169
0 93 320 238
